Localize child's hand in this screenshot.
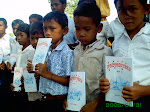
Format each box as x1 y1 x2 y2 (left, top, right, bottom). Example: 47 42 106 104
0 62 6 70
7 62 12 70
27 60 34 73
99 78 110 93
10 83 15 91
63 99 68 111
122 83 143 101
35 61 49 78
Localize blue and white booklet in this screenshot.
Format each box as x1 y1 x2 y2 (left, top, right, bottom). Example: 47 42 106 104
105 56 133 106
32 38 52 70
9 54 17 69
23 69 37 92
0 49 3 64
67 72 86 111
13 67 23 91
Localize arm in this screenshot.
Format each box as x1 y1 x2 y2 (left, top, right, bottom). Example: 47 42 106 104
122 83 150 101
80 93 104 112
35 62 69 86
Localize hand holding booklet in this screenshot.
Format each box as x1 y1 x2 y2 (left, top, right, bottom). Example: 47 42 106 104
105 56 133 106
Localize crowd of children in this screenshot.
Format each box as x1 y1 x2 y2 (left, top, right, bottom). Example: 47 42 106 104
0 0 150 112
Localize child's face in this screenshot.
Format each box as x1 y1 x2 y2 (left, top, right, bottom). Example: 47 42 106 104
50 0 66 12
29 18 38 25
43 19 68 45
116 0 148 31
30 34 44 49
12 24 19 36
17 31 30 46
0 21 6 37
74 16 102 48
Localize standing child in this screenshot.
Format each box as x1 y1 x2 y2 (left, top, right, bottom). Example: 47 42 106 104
35 11 74 112
12 23 35 112
27 21 45 112
50 0 78 46
64 3 112 112
29 14 43 25
99 0 150 112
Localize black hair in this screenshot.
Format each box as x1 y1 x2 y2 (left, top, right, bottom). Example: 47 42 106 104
29 14 43 21
12 19 24 27
17 23 30 37
43 11 68 28
78 0 96 5
50 0 67 4
29 21 44 36
74 3 101 27
0 18 7 27
114 0 147 8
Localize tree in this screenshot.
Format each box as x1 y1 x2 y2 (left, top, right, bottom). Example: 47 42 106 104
65 0 79 18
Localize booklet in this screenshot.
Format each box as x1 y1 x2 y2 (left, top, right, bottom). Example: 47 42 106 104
23 69 37 92
67 72 86 111
105 56 133 106
32 38 52 70
9 54 17 69
13 67 23 91
0 53 3 64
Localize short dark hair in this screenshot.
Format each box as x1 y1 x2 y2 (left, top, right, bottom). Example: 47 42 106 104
29 21 44 36
114 0 147 8
29 14 43 21
17 23 30 37
0 18 7 27
43 11 68 28
74 3 101 27
50 0 67 4
12 19 24 27
78 0 96 5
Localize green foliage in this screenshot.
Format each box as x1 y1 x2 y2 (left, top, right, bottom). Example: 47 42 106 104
65 0 79 18
8 33 15 37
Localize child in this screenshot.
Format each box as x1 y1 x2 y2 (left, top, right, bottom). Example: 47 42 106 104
64 3 113 112
29 14 43 25
50 0 78 46
0 18 15 111
7 19 24 70
27 21 45 112
35 11 74 112
12 23 35 112
99 0 150 111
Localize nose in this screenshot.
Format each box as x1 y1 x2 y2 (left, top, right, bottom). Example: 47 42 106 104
79 30 85 37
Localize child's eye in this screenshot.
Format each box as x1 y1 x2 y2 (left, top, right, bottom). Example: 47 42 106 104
85 29 90 31
129 8 136 11
50 27 55 30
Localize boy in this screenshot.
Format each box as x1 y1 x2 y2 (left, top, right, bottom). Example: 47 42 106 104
29 14 43 25
12 19 24 36
35 11 74 112
50 0 78 46
64 3 112 112
0 18 15 111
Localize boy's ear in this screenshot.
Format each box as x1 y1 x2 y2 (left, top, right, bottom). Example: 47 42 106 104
145 5 150 15
97 23 103 33
63 4 67 11
63 26 69 36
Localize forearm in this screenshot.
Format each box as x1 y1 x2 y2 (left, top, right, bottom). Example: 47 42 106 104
46 72 69 86
140 85 150 97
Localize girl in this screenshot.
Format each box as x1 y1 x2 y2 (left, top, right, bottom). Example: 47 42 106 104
100 0 150 112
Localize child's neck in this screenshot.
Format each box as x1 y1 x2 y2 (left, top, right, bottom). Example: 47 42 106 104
51 39 63 52
22 44 30 51
127 23 145 40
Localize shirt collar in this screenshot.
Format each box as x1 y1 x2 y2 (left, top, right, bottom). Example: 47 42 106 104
18 45 34 53
50 40 66 51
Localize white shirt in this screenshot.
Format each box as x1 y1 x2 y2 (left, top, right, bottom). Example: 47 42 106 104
112 23 150 86
0 34 14 63
63 16 78 44
16 45 35 70
107 18 124 38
